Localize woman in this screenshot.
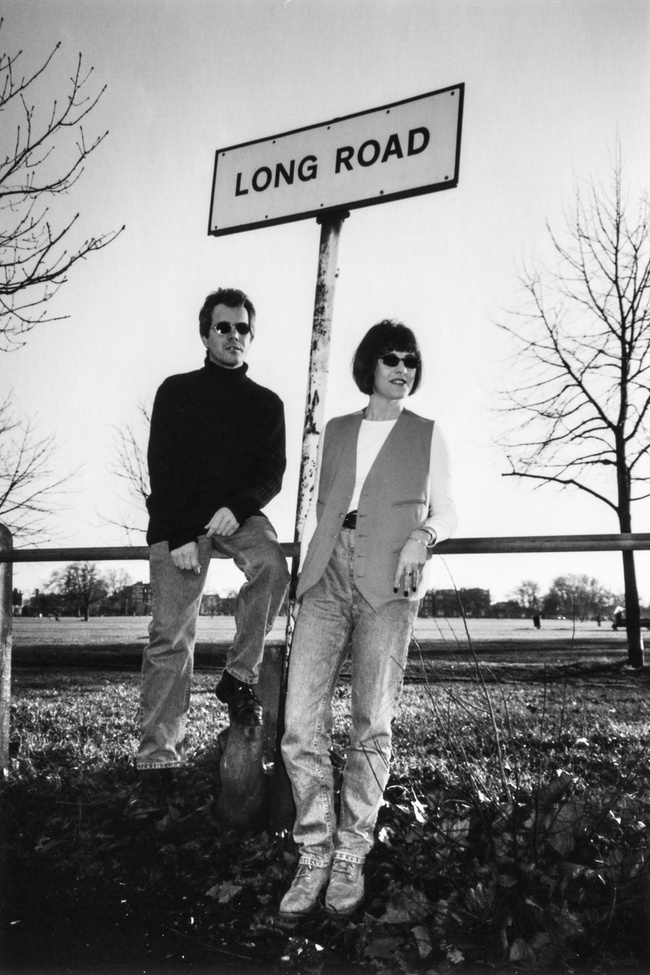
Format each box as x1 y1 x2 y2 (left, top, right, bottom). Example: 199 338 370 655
280 320 458 917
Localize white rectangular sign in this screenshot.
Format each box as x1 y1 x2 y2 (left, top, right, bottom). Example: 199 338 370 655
208 85 464 236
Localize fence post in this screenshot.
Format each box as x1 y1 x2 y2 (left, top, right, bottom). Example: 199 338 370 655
0 524 13 776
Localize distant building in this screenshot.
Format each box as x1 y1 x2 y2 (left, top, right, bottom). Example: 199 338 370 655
200 593 236 616
420 588 491 618
120 582 152 616
198 591 289 617
489 600 527 619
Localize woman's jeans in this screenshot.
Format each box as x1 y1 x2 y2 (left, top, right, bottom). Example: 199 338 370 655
281 529 418 865
137 515 290 769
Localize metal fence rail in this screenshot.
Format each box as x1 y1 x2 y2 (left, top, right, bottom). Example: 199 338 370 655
2 530 650 771
3 533 650 564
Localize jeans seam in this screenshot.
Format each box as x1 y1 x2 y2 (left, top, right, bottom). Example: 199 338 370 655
313 690 334 854
310 630 349 858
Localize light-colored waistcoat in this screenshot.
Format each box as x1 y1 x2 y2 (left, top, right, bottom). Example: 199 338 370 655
296 409 434 611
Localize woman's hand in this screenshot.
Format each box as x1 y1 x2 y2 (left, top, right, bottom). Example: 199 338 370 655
393 534 429 597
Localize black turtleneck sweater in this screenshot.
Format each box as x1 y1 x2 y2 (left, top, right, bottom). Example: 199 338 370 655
146 357 286 550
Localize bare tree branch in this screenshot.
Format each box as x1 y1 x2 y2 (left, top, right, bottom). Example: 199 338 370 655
101 399 150 540
0 18 124 347
0 388 74 541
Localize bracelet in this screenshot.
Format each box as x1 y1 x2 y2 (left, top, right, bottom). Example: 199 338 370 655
410 528 436 547
409 533 429 548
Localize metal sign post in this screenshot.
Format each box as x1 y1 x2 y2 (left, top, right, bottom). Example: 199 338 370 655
289 209 349 610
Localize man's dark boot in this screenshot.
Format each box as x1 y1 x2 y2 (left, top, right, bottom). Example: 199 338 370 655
215 670 263 726
126 767 175 819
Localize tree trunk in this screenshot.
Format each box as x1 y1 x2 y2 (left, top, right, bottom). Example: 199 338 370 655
621 549 644 668
617 437 644 669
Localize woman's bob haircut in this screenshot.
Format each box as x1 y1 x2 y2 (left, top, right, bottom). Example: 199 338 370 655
352 319 422 396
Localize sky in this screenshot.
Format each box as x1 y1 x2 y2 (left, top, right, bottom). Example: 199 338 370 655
2 0 650 605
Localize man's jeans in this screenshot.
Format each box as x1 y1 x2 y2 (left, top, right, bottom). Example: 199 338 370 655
137 515 290 769
281 529 418 865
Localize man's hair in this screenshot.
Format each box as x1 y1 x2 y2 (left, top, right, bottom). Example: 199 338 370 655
352 319 422 396
198 288 256 338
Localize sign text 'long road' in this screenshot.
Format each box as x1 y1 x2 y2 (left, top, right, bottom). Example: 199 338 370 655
208 85 464 236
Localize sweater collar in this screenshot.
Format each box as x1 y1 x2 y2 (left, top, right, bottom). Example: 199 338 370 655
203 354 249 382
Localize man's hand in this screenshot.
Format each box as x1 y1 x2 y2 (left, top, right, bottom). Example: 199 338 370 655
205 507 240 538
171 541 201 574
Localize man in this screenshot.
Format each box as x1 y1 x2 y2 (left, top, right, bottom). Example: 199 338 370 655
134 287 290 791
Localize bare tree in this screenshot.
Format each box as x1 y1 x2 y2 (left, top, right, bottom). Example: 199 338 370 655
542 573 614 620
497 153 650 668
104 399 151 539
46 561 108 620
0 389 71 540
511 580 541 612
0 18 124 347
104 567 133 597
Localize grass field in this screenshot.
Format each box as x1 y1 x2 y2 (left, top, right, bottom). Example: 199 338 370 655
3 616 650 975
12 613 630 650
11 613 632 675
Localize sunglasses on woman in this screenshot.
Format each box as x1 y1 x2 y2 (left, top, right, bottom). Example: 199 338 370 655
379 353 420 369
209 322 252 336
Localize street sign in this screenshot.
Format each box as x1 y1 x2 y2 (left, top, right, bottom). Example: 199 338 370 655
208 84 464 236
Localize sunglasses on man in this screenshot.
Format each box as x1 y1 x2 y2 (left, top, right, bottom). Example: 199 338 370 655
209 322 252 336
379 353 420 369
